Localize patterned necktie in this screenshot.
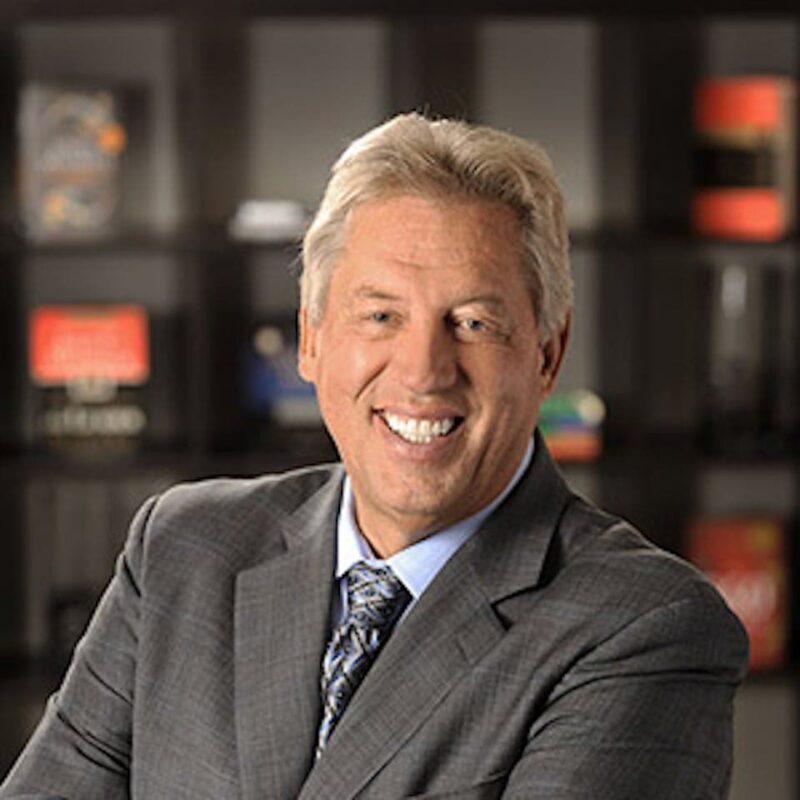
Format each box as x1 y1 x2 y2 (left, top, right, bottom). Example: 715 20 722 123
316 561 411 757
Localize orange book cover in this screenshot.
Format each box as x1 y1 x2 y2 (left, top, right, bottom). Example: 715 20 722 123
29 305 149 386
687 516 788 671
693 77 796 240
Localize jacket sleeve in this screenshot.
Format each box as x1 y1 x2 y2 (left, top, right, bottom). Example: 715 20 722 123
501 590 749 800
0 494 160 800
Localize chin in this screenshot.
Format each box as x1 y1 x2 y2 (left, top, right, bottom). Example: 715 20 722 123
386 487 461 524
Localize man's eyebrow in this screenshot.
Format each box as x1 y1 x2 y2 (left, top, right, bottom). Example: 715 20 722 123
352 285 403 302
455 293 508 310
350 286 509 309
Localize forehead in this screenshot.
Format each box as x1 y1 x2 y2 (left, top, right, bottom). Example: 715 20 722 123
338 194 524 284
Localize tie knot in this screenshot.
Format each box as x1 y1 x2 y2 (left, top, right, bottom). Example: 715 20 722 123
345 562 410 629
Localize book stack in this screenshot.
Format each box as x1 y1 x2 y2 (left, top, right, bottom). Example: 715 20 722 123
539 389 605 463
693 76 797 240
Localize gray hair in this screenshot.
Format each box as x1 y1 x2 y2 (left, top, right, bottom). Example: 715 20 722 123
301 112 572 337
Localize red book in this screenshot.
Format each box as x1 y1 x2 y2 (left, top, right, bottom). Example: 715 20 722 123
30 305 149 386
687 516 788 671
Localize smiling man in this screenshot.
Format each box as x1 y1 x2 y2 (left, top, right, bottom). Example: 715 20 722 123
2 114 748 800
299 194 558 556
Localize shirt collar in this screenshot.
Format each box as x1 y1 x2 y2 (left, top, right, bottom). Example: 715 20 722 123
335 437 534 601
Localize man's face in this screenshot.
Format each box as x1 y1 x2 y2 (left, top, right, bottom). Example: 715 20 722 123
299 194 567 555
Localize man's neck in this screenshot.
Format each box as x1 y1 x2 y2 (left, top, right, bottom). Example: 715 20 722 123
347 438 535 558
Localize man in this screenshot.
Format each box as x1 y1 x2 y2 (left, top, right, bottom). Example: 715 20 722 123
2 113 748 799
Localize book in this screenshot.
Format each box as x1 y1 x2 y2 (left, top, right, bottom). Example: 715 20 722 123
18 82 128 240
686 516 789 671
701 261 771 455
228 199 308 242
700 258 797 457
539 389 605 463
28 304 150 452
692 76 797 240
243 317 321 429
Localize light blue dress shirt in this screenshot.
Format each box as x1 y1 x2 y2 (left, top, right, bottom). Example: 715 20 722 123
332 437 535 628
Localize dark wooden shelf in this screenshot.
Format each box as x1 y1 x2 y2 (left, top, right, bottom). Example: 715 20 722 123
2 0 799 23
0 431 337 482
571 228 800 253
3 225 797 262
0 226 303 259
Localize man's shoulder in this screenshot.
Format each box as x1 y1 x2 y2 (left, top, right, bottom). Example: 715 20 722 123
155 461 343 519
540 493 750 683
554 494 735 621
133 461 344 568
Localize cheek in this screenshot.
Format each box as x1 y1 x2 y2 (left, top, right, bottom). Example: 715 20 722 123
465 346 539 390
473 358 544 427
348 341 386 382
317 335 390 400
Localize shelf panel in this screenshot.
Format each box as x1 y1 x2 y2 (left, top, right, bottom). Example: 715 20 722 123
0 432 338 482
3 226 798 261
0 227 304 258
3 1 800 22
571 228 800 252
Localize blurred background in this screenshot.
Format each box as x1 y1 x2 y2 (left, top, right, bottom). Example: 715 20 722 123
0 2 798 797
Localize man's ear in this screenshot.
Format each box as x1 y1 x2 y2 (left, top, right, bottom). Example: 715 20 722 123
297 306 319 384
539 311 571 395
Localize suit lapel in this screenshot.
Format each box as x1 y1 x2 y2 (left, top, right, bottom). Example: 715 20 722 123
234 470 343 800
300 433 573 799
467 432 572 605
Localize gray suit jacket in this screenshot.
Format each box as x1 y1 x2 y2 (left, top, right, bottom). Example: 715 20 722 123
1 436 748 799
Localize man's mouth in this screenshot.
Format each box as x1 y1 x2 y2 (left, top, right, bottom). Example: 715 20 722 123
377 411 463 445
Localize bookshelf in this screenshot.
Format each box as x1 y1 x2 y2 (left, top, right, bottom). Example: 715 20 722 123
0 5 798 796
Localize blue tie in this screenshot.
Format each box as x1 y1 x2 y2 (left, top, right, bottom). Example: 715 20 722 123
316 562 411 757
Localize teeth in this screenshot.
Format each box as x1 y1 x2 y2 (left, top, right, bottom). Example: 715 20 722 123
383 413 457 444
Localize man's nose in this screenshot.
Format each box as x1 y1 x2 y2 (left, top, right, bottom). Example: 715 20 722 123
394 319 458 394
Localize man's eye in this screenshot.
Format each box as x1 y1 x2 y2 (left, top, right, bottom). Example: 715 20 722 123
452 315 508 342
369 311 392 323
462 318 486 331
455 317 489 334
